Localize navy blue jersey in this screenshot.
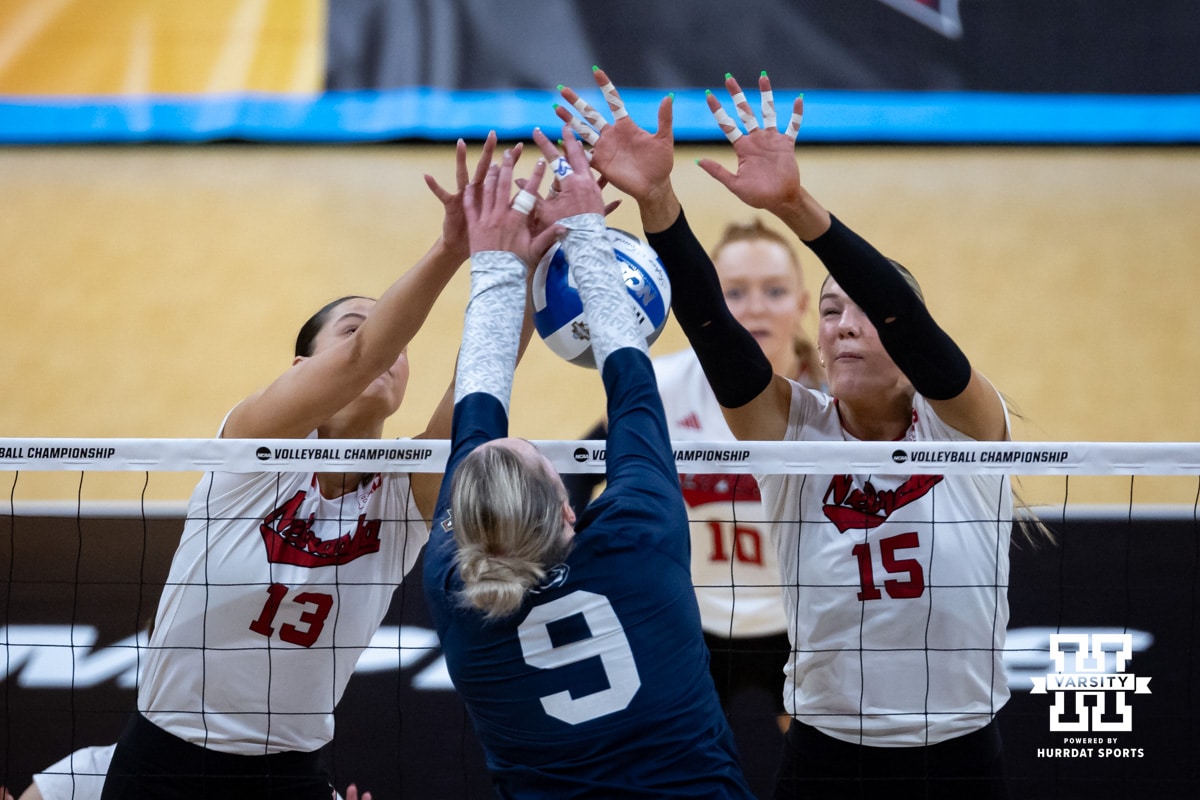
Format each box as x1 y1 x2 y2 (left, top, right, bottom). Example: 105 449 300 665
424 347 753 798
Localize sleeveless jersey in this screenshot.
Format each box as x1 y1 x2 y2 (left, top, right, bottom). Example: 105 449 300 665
424 348 753 798
653 348 787 638
758 383 1013 746
139 429 428 754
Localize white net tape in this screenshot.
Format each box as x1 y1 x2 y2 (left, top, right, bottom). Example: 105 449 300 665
3 438 1199 476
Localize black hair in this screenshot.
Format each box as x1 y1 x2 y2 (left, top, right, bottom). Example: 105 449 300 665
294 295 370 358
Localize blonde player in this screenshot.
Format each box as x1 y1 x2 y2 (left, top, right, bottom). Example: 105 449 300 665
423 130 754 797
563 218 823 738
556 68 1014 799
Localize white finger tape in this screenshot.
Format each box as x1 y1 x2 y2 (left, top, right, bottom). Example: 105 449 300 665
731 91 760 132
551 156 574 179
566 116 600 145
711 106 743 143
571 96 608 131
511 189 536 215
761 89 777 130
599 80 629 120
783 110 804 139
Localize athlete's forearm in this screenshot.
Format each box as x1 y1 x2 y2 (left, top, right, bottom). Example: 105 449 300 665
454 251 526 411
806 215 971 400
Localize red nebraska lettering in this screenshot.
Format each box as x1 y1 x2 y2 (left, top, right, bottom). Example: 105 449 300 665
259 491 382 567
822 473 944 532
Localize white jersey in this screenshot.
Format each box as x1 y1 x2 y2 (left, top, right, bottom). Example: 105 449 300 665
140 429 429 755
32 744 115 800
758 382 1013 747
654 348 787 637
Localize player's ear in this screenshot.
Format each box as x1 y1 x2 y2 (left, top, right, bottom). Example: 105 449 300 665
561 499 576 538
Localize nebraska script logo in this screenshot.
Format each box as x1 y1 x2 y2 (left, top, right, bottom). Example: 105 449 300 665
260 491 382 567
822 473 943 532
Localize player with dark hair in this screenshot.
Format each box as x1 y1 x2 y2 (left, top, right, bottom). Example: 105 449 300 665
555 68 1013 799
99 137 497 800
422 129 754 798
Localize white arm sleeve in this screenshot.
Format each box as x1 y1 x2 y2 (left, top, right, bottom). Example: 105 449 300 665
559 213 647 372
454 250 527 412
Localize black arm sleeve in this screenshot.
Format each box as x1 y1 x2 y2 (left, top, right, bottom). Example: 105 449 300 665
645 210 773 408
561 419 608 519
806 215 971 401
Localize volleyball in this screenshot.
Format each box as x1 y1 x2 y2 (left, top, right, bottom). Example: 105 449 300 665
531 228 672 368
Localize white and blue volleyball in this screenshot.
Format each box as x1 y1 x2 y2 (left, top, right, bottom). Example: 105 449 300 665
532 228 672 368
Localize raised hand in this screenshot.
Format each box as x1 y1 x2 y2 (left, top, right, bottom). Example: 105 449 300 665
462 142 559 267
697 72 831 241
554 67 675 208
530 127 606 224
425 131 498 262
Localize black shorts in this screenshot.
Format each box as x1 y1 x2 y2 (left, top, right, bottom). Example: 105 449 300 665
100 713 333 800
704 630 790 714
774 717 1008 800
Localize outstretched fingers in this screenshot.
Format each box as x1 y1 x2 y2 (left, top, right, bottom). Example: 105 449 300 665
555 84 602 145
783 94 805 139
592 66 628 121
759 72 777 130
559 127 592 177
707 89 743 143
531 127 567 178
471 131 499 186
709 72 804 143
726 73 761 135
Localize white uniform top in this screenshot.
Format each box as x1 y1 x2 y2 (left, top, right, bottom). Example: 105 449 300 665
758 382 1012 747
653 348 788 638
140 428 429 755
32 744 115 800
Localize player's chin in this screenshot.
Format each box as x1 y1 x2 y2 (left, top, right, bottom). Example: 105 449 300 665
360 381 406 417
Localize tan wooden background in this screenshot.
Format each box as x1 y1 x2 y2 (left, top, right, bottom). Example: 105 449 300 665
3 144 1198 503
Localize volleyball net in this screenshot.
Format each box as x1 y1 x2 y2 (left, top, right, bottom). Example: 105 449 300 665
3 438 1198 798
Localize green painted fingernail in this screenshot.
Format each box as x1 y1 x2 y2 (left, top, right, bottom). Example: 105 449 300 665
761 70 768 77
725 72 733 79
557 84 565 91
705 89 713 96
592 65 600 72
667 92 675 101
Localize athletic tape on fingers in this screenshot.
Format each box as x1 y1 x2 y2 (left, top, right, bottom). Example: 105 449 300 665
550 156 574 179
711 105 743 143
565 116 600 145
761 89 777 130
598 80 629 120
731 91 760 132
783 110 804 139
571 97 609 131
511 189 536 215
